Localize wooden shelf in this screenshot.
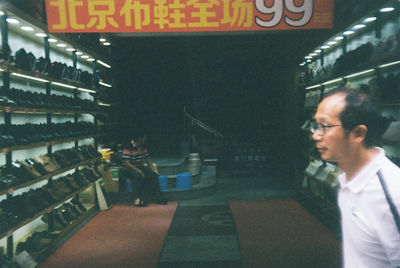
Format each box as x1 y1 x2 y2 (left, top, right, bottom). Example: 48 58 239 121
0 133 104 153
0 157 101 196
0 181 98 240
0 105 100 115
1 1 108 64
1 63 88 90
32 206 98 264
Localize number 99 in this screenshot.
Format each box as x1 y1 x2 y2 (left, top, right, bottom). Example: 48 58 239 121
255 0 314 28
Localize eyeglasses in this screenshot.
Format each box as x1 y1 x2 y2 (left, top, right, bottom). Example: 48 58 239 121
310 121 343 135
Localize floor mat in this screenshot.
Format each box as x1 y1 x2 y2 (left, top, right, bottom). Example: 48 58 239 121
230 199 341 268
158 204 242 267
38 203 178 268
167 205 236 236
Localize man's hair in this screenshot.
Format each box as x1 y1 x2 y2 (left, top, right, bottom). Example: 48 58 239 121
324 87 382 147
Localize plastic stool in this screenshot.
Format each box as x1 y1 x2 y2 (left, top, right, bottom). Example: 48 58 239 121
176 173 192 190
158 175 168 192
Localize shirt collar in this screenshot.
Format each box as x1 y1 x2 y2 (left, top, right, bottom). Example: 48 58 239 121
338 147 385 193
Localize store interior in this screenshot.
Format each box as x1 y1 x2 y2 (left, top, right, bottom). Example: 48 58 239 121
0 0 400 267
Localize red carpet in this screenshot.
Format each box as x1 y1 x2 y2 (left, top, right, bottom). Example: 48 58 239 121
39 203 178 268
230 199 341 268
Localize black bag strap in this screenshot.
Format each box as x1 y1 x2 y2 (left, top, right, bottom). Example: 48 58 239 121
377 170 400 233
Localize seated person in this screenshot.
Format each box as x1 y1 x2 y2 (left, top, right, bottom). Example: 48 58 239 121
119 132 167 206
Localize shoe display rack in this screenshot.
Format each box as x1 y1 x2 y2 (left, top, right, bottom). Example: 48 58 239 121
0 2 112 265
297 0 400 227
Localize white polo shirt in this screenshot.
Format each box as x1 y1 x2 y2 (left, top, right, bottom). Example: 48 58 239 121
338 148 400 268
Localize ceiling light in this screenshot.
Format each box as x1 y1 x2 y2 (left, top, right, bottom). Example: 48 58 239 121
306 84 321 90
343 30 354 35
322 78 343 86
7 18 19 24
36 33 47 37
344 69 374 79
81 55 89 59
380 7 394 13
328 41 337 45
321 45 330 49
87 58 95 62
103 42 111 46
379 61 400 68
334 36 344 41
99 38 106 42
98 102 111 107
21 26 34 31
11 72 49 83
299 62 305 66
78 87 96 93
56 43 67 47
97 60 111 68
306 59 312 63
51 81 76 89
66 48 75 51
99 81 112 87
48 38 57 42
310 53 317 56
315 49 322 53
353 24 365 30
364 17 376 23
0 11 4 16
75 51 83 55
305 56 312 59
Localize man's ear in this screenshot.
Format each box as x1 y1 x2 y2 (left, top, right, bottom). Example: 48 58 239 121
352 125 368 143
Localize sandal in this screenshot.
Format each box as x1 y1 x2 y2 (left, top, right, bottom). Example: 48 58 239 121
139 199 148 207
133 198 141 206
134 198 147 207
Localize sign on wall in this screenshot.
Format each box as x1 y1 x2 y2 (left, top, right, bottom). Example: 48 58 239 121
45 0 334 33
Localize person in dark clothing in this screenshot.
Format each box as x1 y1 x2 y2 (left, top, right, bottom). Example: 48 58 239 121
120 132 167 206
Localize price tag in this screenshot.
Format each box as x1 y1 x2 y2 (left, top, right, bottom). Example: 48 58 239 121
8 188 14 195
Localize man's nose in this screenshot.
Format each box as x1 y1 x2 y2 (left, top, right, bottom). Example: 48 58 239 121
312 131 323 141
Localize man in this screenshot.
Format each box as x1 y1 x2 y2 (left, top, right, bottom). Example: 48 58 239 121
311 87 400 267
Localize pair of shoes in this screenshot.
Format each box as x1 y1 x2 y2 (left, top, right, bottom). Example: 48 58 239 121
133 198 147 207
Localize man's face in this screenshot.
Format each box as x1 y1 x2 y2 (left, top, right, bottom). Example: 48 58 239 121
312 94 353 164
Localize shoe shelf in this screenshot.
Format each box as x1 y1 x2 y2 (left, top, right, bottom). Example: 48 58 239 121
0 105 101 116
0 181 98 241
303 56 400 91
304 174 338 204
380 100 400 107
0 62 93 94
32 206 98 264
299 1 400 230
0 133 104 153
0 157 101 196
296 187 341 237
307 98 400 111
0 1 109 67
